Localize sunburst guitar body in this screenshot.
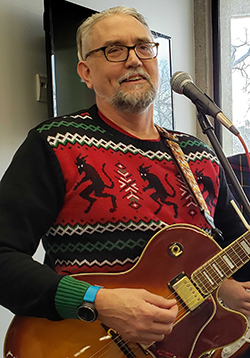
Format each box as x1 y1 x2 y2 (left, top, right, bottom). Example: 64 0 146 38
4 224 250 358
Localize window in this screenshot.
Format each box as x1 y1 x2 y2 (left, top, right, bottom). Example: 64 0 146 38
219 0 250 155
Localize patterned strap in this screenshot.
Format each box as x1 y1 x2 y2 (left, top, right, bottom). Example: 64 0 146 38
156 125 216 228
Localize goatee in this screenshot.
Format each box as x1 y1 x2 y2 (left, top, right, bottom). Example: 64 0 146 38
111 82 157 114
109 69 158 113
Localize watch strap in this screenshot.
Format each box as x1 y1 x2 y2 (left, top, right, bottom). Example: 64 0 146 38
83 285 102 303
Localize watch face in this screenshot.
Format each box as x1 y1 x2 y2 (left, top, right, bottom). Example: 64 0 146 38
77 302 98 322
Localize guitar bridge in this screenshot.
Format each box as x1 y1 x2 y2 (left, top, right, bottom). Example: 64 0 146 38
169 272 205 311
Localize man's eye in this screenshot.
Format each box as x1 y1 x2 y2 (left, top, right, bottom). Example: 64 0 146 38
138 44 151 51
107 46 124 54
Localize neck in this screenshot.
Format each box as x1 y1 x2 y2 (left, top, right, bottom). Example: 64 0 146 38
97 101 159 140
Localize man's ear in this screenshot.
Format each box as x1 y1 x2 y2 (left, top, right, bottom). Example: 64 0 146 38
77 61 94 89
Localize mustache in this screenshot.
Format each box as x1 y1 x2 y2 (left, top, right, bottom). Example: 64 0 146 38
117 69 152 85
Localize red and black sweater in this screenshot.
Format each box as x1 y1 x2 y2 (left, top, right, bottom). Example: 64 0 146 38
0 105 247 320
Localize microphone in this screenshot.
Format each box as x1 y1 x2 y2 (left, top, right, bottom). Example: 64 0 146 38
170 71 239 136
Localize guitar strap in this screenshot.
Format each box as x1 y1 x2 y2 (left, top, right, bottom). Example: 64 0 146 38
156 125 222 235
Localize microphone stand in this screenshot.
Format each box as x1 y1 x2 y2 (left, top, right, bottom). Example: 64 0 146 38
196 110 250 222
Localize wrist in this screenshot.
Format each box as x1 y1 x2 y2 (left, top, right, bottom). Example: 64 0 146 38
77 285 103 322
84 285 103 302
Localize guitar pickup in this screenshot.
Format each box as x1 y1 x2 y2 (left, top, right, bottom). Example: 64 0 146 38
169 273 204 311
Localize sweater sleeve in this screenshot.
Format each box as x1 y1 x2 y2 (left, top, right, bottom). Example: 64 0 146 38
0 129 87 319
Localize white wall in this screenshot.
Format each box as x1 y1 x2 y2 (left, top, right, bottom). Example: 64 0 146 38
0 0 195 356
0 0 48 176
0 1 48 356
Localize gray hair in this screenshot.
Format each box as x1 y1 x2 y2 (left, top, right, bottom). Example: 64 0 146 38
76 6 152 61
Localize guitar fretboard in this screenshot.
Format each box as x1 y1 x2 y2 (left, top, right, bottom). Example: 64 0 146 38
192 230 250 295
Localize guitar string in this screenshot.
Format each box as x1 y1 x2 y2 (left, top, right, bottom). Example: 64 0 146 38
86 290 205 358
87 234 250 357
165 234 250 308
113 247 249 358
84 326 153 358
79 327 139 358
102 248 250 358
194 239 250 294
167 235 250 312
85 259 245 358
82 289 185 358
118 238 250 352
87 336 130 358
87 288 211 358
162 243 246 314
86 323 174 358
194 229 250 290
110 268 250 358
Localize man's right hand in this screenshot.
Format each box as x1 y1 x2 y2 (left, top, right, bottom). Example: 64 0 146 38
94 287 178 345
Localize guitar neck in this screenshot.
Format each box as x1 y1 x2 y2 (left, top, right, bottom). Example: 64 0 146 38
192 229 250 295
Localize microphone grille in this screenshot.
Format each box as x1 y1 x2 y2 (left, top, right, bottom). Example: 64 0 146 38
170 71 193 94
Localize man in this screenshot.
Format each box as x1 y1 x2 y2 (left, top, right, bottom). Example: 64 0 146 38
1 5 250 353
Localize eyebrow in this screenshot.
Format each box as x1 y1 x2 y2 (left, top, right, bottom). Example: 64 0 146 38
102 37 152 47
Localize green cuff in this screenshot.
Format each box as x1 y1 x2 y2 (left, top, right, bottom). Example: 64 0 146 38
55 276 91 319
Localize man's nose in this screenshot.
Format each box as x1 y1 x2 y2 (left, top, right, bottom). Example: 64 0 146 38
124 48 143 67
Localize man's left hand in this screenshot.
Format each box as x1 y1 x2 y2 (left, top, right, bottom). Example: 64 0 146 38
219 279 250 316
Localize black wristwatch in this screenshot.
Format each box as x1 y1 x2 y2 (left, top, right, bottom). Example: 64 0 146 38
77 301 98 322
76 285 102 322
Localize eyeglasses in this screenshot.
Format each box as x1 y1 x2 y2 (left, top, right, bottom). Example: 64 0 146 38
84 42 159 62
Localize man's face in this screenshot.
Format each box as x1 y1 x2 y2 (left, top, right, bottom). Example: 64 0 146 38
78 14 159 113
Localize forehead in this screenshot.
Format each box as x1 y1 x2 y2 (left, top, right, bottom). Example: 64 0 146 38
89 14 153 47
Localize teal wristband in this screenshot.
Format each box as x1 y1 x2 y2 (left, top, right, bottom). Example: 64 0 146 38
83 285 102 303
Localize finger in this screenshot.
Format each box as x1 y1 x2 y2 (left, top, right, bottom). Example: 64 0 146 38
241 301 250 311
239 308 250 317
157 298 177 309
145 292 177 308
241 288 250 302
130 332 165 345
243 281 250 288
150 321 175 335
150 302 178 324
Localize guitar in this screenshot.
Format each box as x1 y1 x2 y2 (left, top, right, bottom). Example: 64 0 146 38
4 223 250 358
210 316 250 358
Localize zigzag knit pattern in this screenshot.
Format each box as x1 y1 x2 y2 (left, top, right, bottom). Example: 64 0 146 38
36 105 220 275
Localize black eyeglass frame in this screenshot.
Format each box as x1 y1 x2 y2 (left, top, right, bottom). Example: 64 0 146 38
84 42 159 62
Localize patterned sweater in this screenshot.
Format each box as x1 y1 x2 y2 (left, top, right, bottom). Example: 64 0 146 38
0 104 247 320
